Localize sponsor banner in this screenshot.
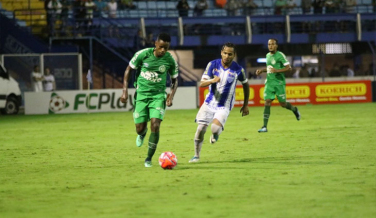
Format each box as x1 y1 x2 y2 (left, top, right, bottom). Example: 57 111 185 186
199 80 372 107
25 87 196 115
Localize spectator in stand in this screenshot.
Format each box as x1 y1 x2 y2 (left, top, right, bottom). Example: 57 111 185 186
312 0 324 14
244 0 258 16
329 63 341 77
367 63 375 76
59 0 70 35
47 0 62 36
324 0 340 32
94 0 107 17
133 29 146 52
325 0 339 13
225 0 240 16
120 0 136 10
318 66 329 77
74 0 86 36
43 67 56 91
145 33 154 47
310 67 317 77
301 0 312 33
274 0 286 15
44 0 51 31
31 65 43 92
301 0 312 14
193 0 208 16
312 0 324 33
345 65 354 77
345 0 357 13
44 0 51 11
107 0 118 18
85 0 96 34
215 0 227 8
285 0 297 15
299 64 310 78
177 0 190 17
273 0 285 34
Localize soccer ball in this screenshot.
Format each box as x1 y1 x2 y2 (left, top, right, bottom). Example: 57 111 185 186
159 152 177 170
49 95 66 112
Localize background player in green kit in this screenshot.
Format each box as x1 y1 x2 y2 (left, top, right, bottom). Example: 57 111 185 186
255 38 300 133
120 33 178 167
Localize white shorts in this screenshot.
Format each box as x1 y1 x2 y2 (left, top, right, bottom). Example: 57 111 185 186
195 103 230 127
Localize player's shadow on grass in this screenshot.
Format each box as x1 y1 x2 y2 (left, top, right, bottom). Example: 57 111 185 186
178 156 333 170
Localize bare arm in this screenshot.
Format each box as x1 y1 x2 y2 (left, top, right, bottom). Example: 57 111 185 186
270 64 292 73
166 77 178 107
255 68 267 76
240 82 249 117
199 76 220 87
120 65 133 103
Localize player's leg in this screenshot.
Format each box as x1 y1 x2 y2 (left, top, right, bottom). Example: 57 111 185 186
190 104 214 162
133 94 149 147
210 109 229 143
210 119 223 144
143 118 162 167
189 124 208 163
144 94 166 167
135 122 148 147
259 99 272 132
277 85 300 121
259 84 274 133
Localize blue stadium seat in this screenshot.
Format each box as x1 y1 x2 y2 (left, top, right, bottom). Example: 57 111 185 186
187 0 195 9
167 1 176 9
261 0 274 7
147 1 157 9
129 10 140 18
136 1 147 9
212 9 227 16
167 10 179 17
157 10 167 18
148 10 158 17
157 1 167 9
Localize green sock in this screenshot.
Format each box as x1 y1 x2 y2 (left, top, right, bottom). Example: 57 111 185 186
285 102 297 112
263 106 270 127
147 132 159 160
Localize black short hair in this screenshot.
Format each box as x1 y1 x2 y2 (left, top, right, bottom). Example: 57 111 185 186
269 38 278 44
157 33 171 43
221 42 236 53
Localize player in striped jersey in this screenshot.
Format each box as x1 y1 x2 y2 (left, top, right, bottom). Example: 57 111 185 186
189 42 250 163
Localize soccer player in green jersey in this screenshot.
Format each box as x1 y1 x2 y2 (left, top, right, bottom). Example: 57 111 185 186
255 38 300 133
120 33 179 167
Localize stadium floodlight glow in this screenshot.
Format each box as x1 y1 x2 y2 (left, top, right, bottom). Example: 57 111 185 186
312 43 352 54
257 58 266 63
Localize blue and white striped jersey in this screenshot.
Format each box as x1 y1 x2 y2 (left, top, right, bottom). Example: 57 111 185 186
202 59 248 110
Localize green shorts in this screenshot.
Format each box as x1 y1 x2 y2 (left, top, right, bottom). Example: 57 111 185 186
264 83 286 102
133 92 167 124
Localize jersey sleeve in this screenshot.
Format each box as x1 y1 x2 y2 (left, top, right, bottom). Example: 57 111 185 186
201 61 217 80
237 67 248 84
169 56 179 79
279 52 290 66
129 48 148 69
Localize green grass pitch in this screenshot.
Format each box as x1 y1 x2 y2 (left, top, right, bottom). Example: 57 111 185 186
1 103 375 218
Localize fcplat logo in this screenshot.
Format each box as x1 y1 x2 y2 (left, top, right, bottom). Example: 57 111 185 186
49 93 69 114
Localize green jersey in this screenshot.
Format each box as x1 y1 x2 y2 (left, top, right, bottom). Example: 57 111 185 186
130 48 179 94
265 51 289 85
